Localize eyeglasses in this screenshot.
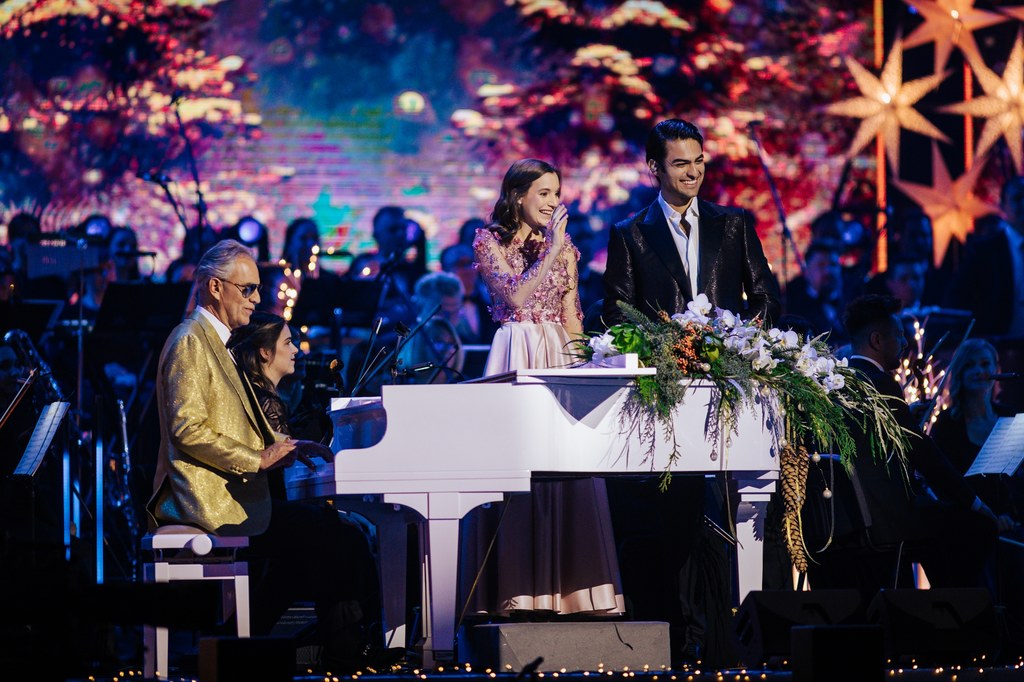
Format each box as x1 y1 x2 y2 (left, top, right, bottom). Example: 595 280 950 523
218 278 262 299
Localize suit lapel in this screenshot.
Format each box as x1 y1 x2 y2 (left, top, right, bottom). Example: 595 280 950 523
639 202 692 301
696 199 724 295
193 310 260 427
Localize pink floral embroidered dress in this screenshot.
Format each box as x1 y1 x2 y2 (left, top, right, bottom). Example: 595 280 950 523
462 228 625 616
473 229 583 373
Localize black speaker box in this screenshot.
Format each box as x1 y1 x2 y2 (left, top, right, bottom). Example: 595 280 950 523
867 588 998 662
734 589 865 664
790 625 883 682
199 636 294 682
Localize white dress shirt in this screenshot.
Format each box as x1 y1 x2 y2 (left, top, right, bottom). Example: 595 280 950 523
657 192 700 297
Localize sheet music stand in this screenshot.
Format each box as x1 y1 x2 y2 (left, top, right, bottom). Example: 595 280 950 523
291 278 385 329
0 299 64 341
14 401 70 478
966 415 1024 478
25 242 104 279
93 281 192 342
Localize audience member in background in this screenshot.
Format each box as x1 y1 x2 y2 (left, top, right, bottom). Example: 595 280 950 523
782 240 847 346
870 255 928 311
566 213 604 319
833 295 999 590
164 224 220 283
440 243 494 344
395 272 465 383
808 210 870 302
109 226 143 282
281 217 335 280
947 175 1024 337
866 208 941 309
464 158 622 620
349 206 427 298
457 217 486 248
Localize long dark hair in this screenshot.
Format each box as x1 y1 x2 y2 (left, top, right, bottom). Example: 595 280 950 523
226 311 288 395
488 158 561 244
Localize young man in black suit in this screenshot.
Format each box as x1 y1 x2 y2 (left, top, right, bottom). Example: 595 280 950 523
602 118 780 327
602 119 781 666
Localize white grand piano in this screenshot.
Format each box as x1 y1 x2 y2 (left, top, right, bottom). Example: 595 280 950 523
287 365 781 665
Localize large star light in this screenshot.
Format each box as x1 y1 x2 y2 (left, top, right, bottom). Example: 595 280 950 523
825 40 949 172
942 32 1024 173
892 143 998 265
903 0 1008 74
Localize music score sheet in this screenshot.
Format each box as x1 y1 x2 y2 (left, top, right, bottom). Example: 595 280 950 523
966 415 1024 477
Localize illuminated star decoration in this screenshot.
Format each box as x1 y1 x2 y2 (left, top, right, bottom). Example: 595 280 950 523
942 31 1024 173
902 0 1008 74
824 40 949 172
892 143 998 266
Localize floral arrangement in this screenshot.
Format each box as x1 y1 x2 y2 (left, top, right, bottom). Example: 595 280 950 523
575 295 911 571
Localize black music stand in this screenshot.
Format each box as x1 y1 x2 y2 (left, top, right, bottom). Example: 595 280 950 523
291 278 385 329
0 299 64 341
93 281 193 342
91 281 192 451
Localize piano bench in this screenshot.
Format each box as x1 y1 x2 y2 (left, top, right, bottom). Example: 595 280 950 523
141 525 250 680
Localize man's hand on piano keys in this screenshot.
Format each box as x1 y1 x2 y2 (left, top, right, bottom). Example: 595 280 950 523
290 439 334 471
259 441 297 471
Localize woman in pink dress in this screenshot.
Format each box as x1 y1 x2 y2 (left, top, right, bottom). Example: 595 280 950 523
473 158 583 372
463 159 624 617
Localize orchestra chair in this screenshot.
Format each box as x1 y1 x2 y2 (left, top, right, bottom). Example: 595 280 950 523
141 525 250 679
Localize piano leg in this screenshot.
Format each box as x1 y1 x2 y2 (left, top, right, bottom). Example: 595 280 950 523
386 491 504 668
732 475 777 604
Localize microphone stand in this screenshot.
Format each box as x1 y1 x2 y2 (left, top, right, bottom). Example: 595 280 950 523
351 303 441 395
171 91 209 234
749 123 804 302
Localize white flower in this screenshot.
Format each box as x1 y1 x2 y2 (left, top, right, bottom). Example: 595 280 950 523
589 332 619 362
717 308 738 329
822 372 846 393
814 356 836 377
751 345 778 371
795 343 819 377
689 293 712 315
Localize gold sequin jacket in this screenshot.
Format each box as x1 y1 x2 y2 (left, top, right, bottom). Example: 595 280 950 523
147 309 278 536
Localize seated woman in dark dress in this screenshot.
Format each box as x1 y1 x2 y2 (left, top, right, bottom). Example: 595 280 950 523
227 312 398 671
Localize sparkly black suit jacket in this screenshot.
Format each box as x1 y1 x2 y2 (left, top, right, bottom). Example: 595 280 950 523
601 198 780 327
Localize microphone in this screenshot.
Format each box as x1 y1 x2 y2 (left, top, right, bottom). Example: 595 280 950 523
328 358 346 393
137 171 170 184
988 373 1023 381
171 89 186 103
117 249 158 257
748 119 763 128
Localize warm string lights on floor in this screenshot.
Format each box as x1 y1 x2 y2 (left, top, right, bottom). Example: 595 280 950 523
71 657 1024 682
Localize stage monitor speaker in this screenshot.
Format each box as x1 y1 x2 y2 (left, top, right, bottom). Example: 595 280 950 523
790 625 883 682
867 588 997 663
199 636 294 682
734 589 865 665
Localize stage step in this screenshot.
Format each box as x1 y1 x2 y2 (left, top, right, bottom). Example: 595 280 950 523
458 621 671 673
